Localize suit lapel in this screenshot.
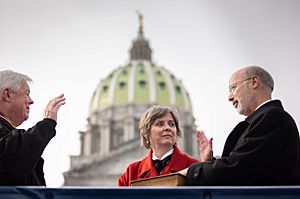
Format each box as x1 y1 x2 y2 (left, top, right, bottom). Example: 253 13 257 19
222 121 249 157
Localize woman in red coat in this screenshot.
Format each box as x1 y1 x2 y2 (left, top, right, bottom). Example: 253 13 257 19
118 105 212 186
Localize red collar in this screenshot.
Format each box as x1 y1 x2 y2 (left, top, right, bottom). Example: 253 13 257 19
137 145 190 178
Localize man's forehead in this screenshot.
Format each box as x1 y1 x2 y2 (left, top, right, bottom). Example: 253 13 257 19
21 80 30 91
230 69 246 82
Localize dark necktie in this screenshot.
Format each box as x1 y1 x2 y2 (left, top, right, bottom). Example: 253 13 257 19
153 154 172 174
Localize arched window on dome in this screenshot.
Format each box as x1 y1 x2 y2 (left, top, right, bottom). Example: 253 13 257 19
103 85 109 92
139 80 146 88
119 81 126 89
138 64 145 74
175 85 181 93
159 82 166 89
140 69 144 74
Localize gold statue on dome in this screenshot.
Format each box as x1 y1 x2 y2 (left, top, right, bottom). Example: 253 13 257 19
136 10 143 31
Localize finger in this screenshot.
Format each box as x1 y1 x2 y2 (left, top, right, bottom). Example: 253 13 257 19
197 130 204 136
51 97 66 109
209 138 213 148
43 94 66 119
196 131 201 144
50 100 66 113
196 130 205 139
198 132 208 144
47 97 66 112
49 94 65 106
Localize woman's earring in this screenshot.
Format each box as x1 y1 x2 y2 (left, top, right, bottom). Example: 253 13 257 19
146 140 151 147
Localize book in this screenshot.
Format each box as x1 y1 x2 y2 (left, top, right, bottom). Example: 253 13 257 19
130 173 186 186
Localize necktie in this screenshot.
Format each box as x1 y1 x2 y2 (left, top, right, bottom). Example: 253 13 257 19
153 154 172 174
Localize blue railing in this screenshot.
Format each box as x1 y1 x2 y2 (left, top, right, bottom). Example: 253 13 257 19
1 186 300 199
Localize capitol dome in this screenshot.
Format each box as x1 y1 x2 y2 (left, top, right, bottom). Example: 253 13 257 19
89 29 192 115
64 14 197 186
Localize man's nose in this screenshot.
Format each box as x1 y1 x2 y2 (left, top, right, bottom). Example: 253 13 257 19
29 97 34 105
228 92 234 102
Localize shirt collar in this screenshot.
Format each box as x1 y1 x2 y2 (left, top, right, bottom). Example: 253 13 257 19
0 112 16 129
152 147 174 160
255 99 272 111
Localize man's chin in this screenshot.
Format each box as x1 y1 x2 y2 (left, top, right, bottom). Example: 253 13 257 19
237 108 244 115
24 115 29 121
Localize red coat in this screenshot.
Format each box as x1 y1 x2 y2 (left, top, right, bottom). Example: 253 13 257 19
118 145 198 186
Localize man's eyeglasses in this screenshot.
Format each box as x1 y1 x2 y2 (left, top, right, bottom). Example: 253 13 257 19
229 77 252 93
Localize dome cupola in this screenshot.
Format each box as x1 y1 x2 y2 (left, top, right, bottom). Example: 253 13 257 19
130 12 152 61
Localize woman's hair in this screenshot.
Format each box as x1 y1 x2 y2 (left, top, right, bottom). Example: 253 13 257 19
139 105 183 149
0 70 32 97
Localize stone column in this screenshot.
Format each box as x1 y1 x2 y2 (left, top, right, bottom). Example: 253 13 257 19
100 120 110 157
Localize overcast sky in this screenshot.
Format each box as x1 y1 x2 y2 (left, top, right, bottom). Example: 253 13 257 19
1 0 300 187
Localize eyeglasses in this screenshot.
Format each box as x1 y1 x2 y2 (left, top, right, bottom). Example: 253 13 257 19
229 77 252 93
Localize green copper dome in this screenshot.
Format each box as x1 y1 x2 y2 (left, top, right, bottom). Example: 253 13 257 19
89 62 193 114
89 15 193 115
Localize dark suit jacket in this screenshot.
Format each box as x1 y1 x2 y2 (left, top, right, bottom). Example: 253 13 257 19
186 100 300 185
0 117 56 186
118 145 198 186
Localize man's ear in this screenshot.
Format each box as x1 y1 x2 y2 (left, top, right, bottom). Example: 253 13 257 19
2 88 12 102
251 75 260 89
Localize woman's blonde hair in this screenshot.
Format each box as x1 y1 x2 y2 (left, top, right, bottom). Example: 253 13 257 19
139 105 183 149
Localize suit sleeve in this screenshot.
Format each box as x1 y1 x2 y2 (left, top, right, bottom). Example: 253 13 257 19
0 118 56 178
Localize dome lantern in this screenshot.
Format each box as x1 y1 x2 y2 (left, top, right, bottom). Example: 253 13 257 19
130 12 152 61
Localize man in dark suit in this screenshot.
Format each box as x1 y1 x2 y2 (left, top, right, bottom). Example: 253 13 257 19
0 70 66 186
180 65 300 185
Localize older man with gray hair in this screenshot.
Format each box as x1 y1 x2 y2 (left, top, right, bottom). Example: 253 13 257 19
0 69 65 186
180 65 300 185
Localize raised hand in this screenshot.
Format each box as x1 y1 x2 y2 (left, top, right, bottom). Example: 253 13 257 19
43 94 66 121
197 130 213 162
